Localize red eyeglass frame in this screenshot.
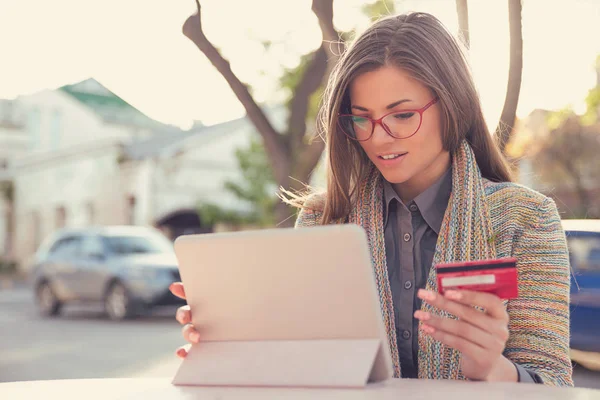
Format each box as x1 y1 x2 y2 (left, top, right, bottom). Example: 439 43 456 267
338 97 439 141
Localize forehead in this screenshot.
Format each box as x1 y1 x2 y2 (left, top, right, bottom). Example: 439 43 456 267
349 65 429 106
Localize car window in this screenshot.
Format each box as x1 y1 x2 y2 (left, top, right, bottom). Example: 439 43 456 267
103 232 173 255
567 234 600 272
80 235 105 258
49 236 81 259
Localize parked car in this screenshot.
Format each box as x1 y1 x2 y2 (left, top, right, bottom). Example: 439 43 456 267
562 219 600 370
31 225 185 321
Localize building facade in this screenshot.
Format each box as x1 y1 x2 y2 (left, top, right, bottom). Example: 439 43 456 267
5 78 286 272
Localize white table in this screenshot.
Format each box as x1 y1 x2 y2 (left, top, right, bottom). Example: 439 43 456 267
2 378 600 400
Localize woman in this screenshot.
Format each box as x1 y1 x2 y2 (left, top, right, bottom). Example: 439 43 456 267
170 12 573 386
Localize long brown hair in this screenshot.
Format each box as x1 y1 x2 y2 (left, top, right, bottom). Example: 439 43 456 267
290 12 512 224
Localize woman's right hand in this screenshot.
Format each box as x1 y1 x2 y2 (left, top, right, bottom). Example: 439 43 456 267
170 282 199 359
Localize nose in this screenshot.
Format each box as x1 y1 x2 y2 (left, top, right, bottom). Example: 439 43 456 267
370 122 395 146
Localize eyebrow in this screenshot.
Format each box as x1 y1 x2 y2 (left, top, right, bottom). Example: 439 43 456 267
351 99 412 112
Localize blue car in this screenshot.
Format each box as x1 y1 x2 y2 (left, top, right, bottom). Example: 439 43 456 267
562 219 600 369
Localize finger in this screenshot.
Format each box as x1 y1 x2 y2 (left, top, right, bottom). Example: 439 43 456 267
443 289 508 321
182 323 200 344
176 305 192 325
418 289 505 335
415 310 503 352
169 282 186 299
421 322 488 361
176 344 191 359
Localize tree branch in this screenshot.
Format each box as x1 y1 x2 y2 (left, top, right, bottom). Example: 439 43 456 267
182 1 289 182
312 0 344 64
455 0 470 49
295 136 326 188
496 0 523 154
286 0 341 184
286 46 328 149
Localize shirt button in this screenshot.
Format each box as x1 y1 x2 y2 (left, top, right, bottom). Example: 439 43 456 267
404 280 413 290
402 330 411 340
403 233 412 242
409 204 418 212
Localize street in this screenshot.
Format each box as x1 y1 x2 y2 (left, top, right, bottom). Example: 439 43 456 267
1 284 600 389
0 284 183 382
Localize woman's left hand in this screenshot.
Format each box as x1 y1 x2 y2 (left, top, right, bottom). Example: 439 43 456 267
414 289 517 382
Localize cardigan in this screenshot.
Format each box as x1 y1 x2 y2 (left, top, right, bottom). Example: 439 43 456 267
294 140 573 386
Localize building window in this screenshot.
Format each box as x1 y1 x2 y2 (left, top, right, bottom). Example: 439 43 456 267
86 202 95 225
32 211 42 253
50 109 62 150
55 206 67 229
27 107 41 150
127 196 136 225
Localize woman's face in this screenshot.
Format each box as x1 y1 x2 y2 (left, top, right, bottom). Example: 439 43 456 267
348 65 451 200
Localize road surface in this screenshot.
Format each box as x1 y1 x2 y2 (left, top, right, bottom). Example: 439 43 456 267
1 284 598 388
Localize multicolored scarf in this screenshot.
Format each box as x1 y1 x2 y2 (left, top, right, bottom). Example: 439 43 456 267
296 139 573 386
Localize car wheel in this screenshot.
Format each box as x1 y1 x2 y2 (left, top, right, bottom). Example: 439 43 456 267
104 282 137 321
36 281 62 317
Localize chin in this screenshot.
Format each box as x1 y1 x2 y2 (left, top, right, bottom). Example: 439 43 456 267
379 170 414 185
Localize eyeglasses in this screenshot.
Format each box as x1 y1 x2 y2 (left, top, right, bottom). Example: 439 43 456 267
337 98 439 141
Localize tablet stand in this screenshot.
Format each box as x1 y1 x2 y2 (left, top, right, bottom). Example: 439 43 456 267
172 338 390 388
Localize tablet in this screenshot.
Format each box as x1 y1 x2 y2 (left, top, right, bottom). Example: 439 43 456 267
172 224 393 388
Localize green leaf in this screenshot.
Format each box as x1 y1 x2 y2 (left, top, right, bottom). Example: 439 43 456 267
197 136 278 228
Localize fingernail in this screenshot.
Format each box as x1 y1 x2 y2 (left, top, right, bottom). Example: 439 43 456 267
178 310 188 324
414 311 430 321
421 324 435 334
418 289 435 301
176 348 186 358
190 331 200 343
445 290 462 300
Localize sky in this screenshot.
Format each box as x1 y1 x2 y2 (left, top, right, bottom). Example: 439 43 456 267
0 0 599 129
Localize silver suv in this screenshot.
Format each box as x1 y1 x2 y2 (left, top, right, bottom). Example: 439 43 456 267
31 225 185 321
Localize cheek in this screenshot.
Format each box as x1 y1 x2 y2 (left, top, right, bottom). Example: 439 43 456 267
412 115 444 150
358 141 375 158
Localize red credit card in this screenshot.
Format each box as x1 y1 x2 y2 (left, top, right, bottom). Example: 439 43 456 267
435 257 518 300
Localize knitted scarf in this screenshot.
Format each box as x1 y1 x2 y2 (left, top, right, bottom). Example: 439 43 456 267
348 140 496 379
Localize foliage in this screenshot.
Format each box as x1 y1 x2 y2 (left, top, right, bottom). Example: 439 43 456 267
583 87 600 125
0 258 17 275
546 106 575 130
535 112 600 218
0 181 13 202
362 0 396 20
198 137 280 228
279 52 324 125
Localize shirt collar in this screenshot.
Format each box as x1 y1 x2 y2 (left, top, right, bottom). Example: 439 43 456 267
383 167 452 235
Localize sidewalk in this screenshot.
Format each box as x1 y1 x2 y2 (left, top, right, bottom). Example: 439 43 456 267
0 273 29 290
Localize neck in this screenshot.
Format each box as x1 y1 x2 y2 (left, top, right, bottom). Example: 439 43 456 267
393 151 451 203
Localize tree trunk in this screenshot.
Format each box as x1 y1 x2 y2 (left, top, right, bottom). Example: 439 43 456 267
183 0 337 228
455 0 470 49
182 1 289 184
496 0 523 155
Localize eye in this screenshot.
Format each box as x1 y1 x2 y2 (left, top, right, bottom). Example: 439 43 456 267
393 112 415 120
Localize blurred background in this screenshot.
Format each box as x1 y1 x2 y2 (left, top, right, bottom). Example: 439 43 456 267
0 0 599 389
